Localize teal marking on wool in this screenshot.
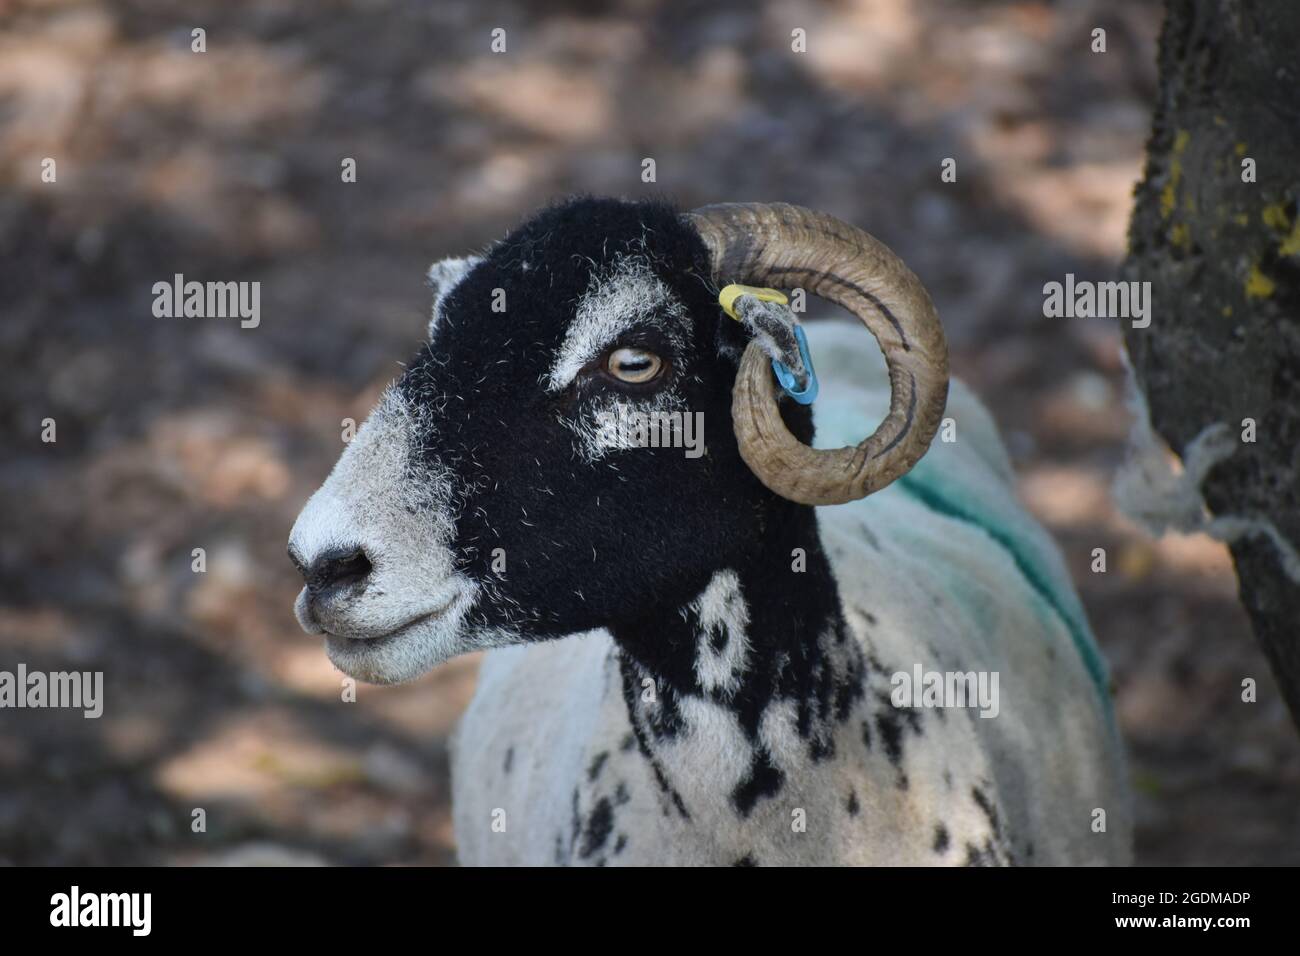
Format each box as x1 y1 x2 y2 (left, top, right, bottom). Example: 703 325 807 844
803 320 1114 725
895 458 1114 724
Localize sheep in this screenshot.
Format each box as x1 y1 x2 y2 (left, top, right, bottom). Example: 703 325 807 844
287 197 1133 866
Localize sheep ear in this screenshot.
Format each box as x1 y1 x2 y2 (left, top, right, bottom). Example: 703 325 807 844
427 255 482 335
730 294 810 392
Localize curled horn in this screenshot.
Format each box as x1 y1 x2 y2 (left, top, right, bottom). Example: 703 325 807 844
686 202 949 506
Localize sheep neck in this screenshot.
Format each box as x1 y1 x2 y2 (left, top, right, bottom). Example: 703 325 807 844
609 500 866 744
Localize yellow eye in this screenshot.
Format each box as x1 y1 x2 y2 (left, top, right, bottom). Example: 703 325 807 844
606 347 664 384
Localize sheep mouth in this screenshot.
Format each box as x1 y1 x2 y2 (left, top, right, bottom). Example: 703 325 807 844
317 586 475 685
324 598 456 644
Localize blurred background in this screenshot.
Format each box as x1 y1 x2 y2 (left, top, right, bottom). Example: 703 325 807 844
1 0 1296 865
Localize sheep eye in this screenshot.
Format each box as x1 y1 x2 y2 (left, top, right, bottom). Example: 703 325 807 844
605 347 663 385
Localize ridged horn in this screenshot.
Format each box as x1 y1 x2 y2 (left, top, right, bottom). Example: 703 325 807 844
686 202 949 505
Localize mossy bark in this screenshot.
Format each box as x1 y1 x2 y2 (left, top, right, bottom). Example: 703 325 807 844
1124 1 1300 728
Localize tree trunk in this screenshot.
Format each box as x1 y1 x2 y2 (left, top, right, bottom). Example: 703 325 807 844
1123 1 1300 729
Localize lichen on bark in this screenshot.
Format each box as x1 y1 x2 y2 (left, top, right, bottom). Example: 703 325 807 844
1123 0 1300 729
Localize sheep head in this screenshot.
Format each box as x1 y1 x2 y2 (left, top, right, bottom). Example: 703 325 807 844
287 197 947 683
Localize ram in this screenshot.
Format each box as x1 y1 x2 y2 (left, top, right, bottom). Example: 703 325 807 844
288 198 1132 866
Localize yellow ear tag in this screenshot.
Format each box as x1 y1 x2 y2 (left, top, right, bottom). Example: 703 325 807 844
718 284 789 321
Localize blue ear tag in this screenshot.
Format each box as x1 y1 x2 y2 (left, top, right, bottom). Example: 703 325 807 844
771 325 819 405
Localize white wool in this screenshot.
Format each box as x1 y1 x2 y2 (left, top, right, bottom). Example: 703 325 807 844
689 569 752 697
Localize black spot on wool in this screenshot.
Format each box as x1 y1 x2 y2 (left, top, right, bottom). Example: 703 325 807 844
619 657 690 819
579 797 615 859
963 839 1003 867
732 746 785 817
876 711 905 768
933 824 950 854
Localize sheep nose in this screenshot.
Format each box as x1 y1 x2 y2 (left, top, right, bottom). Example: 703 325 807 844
300 546 373 599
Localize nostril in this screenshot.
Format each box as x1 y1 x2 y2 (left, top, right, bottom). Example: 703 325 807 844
304 547 373 597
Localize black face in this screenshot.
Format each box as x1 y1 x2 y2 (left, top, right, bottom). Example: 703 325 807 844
398 197 813 640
